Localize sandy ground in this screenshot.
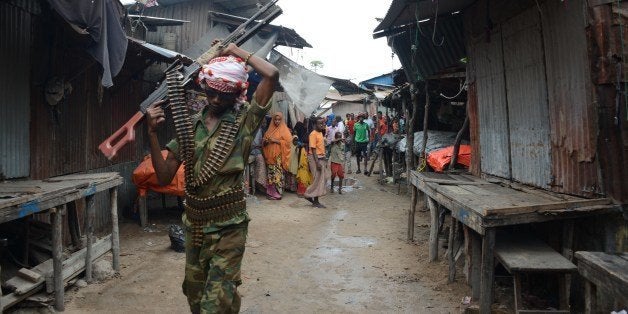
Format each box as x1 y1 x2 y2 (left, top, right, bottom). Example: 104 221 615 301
56 172 471 313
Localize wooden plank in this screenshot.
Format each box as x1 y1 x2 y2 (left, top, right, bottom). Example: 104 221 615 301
458 184 501 196
575 251 628 304
410 174 485 234
495 235 577 272
479 228 496 314
407 187 417 241
85 195 94 282
421 178 490 185
17 268 42 283
483 205 619 227
110 187 120 272
43 172 120 182
51 206 64 311
0 177 122 224
44 235 112 293
482 198 612 216
439 185 475 195
428 197 439 262
0 185 42 193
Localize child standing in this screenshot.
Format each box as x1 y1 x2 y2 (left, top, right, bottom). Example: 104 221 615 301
329 132 345 194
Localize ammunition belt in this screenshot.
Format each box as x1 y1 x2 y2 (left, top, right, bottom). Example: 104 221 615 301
166 64 196 188
184 188 246 247
165 63 245 194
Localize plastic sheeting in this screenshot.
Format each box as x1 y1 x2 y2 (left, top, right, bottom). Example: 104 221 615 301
396 130 469 156
269 49 334 116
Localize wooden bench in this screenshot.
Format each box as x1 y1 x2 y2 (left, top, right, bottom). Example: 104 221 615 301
575 251 628 313
495 234 577 313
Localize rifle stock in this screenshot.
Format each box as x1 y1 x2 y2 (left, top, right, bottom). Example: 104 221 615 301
99 0 280 160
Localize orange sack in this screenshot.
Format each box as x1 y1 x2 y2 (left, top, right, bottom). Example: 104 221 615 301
132 150 185 197
426 145 472 172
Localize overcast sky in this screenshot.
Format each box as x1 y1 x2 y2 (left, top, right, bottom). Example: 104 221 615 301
272 0 401 83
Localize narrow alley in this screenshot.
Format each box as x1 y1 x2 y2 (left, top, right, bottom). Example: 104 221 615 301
62 175 468 313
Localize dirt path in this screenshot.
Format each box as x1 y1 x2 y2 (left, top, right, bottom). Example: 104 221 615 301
62 174 470 313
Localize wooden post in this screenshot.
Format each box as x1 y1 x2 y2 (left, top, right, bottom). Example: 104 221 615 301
584 280 597 314
51 206 65 311
85 195 94 282
110 187 120 272
420 81 430 168
67 200 82 249
22 216 30 265
408 186 417 241
470 228 482 299
406 85 417 187
513 273 522 313
427 197 439 262
560 220 574 310
449 114 469 171
139 195 147 228
448 216 457 283
479 228 496 314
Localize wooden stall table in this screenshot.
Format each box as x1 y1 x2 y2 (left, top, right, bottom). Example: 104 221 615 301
0 172 122 311
408 171 618 314
575 251 628 313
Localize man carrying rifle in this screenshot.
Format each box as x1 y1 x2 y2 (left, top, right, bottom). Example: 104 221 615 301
146 42 278 313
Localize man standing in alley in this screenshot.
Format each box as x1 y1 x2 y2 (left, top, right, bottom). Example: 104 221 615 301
145 42 278 313
353 113 370 174
304 117 328 208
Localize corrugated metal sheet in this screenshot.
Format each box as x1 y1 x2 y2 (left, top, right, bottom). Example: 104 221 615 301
143 0 215 52
467 26 511 179
502 7 551 188
374 0 475 33
0 2 31 179
29 12 150 179
391 14 466 81
542 0 601 197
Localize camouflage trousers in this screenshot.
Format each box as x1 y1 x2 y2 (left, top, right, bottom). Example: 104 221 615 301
183 222 248 314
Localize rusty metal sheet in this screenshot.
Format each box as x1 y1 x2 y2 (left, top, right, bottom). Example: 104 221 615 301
467 27 511 179
542 0 603 197
0 2 31 179
502 7 551 188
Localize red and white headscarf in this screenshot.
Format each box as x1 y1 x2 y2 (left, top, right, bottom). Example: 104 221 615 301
197 55 249 105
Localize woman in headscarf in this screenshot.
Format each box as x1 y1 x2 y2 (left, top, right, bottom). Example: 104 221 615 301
262 112 293 200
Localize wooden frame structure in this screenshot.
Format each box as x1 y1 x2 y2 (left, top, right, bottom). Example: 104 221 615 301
0 173 122 311
408 171 619 314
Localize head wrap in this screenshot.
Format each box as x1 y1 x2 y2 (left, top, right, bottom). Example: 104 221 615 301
197 55 249 105
263 112 293 171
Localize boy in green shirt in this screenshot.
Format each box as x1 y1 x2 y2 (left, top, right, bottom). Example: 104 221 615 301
353 113 370 174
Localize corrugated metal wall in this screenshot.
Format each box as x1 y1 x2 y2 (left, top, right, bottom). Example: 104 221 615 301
541 0 601 196
467 26 511 179
465 0 603 197
143 0 215 52
0 2 31 178
502 7 551 188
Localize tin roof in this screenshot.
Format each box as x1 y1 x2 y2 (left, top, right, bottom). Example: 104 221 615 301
127 14 189 26
209 11 311 48
373 0 475 33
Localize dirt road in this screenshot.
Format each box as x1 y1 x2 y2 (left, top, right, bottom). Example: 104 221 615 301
63 174 470 313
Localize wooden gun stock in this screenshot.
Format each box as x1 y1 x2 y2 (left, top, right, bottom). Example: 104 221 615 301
98 111 145 160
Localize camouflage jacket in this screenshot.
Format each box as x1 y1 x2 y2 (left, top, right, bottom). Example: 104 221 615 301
166 96 270 232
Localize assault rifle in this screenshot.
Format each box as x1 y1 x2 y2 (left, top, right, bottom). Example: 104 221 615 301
99 0 282 160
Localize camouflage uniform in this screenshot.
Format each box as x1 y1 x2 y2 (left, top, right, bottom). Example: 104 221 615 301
167 96 270 313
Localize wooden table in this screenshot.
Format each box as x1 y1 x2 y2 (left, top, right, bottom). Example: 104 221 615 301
0 172 123 311
408 171 618 314
575 251 628 313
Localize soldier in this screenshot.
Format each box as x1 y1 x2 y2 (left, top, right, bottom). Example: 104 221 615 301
145 42 278 313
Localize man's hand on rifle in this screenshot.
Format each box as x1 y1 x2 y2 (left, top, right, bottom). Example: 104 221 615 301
146 100 167 134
